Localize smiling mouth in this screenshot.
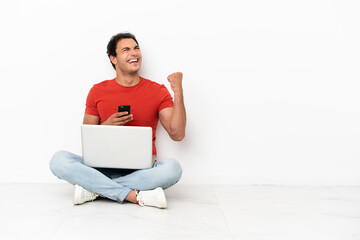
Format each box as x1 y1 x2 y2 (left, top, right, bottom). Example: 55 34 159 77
128 58 139 64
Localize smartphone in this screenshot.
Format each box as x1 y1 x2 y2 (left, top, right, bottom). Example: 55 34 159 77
118 105 131 116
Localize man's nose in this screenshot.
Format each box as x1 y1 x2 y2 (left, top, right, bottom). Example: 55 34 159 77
130 49 138 56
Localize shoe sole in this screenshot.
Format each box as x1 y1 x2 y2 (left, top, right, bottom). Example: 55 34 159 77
73 185 83 205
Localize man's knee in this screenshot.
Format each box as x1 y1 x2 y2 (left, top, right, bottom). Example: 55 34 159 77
49 150 71 177
163 158 183 183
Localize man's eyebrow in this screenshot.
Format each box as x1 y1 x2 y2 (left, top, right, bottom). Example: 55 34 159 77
121 46 139 51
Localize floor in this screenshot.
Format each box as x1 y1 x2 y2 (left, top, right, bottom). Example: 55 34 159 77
1 184 360 240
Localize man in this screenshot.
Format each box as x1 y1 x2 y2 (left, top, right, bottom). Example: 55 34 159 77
50 32 186 209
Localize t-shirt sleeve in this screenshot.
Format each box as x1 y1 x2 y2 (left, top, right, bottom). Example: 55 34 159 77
85 86 99 116
158 84 174 112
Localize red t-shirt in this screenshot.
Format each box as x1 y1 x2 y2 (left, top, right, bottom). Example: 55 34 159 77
85 77 174 156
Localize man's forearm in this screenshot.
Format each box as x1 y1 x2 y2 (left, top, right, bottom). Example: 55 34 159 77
169 90 186 141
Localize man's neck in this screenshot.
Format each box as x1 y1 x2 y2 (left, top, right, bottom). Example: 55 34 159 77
115 71 140 87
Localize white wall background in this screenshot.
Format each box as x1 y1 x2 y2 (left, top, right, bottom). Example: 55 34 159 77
0 0 359 185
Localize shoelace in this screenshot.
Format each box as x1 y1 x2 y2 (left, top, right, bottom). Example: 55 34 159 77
82 189 97 200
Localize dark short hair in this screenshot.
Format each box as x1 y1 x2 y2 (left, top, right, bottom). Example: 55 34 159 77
106 32 139 69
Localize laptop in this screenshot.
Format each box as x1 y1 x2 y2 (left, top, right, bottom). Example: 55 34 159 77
81 124 153 169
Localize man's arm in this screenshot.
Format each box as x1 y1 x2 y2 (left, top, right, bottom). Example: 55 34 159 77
159 72 186 141
83 114 100 124
83 113 133 125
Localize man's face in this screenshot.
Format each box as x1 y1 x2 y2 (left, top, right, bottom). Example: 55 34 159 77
112 38 142 74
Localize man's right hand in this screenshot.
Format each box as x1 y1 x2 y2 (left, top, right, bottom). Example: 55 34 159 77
102 112 133 126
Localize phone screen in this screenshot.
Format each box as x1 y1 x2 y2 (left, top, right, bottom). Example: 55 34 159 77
118 105 131 116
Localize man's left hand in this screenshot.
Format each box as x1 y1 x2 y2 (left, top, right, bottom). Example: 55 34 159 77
167 72 183 93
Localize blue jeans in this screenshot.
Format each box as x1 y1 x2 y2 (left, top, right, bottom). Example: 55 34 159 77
49 150 182 202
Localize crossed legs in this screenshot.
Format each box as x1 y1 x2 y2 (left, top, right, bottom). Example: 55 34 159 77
49 150 182 203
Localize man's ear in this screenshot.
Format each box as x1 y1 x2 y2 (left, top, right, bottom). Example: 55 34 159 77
110 55 117 66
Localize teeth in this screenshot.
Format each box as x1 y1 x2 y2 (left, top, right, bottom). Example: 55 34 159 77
129 59 138 63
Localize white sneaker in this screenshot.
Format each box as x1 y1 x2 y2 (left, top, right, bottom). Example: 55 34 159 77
73 185 99 205
136 187 167 209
